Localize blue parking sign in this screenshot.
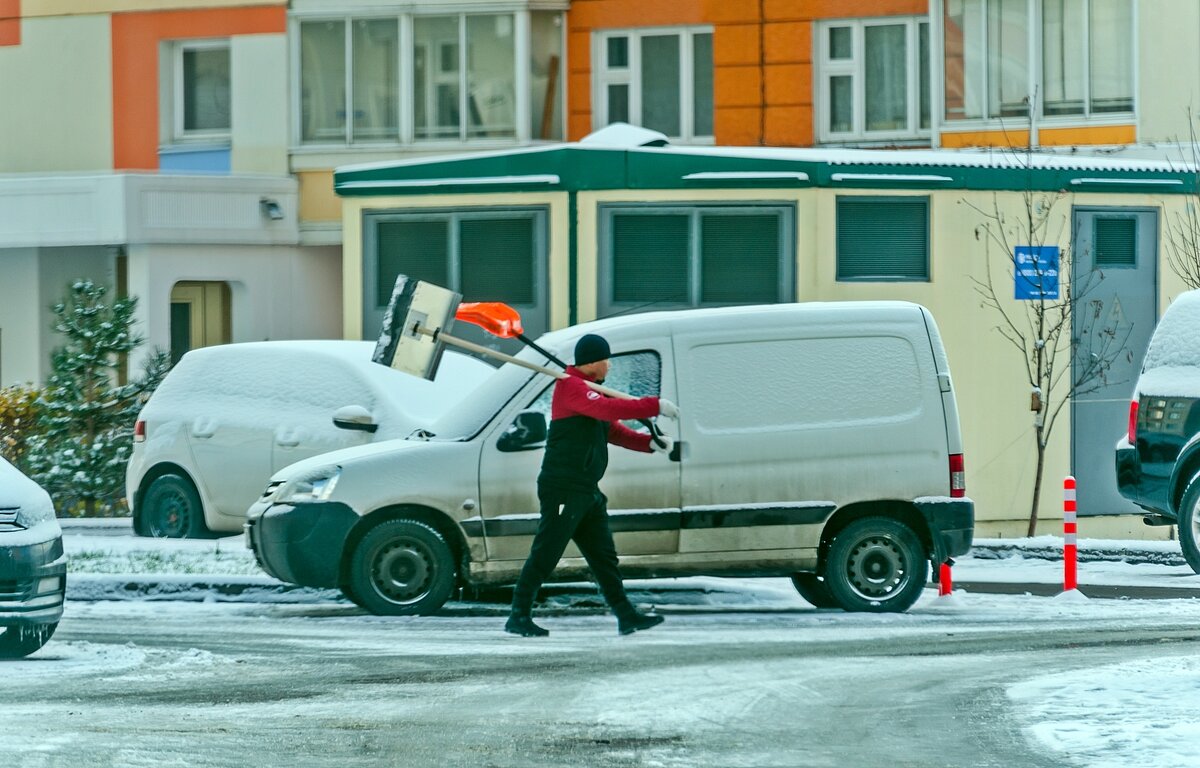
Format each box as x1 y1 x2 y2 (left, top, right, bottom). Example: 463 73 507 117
1014 246 1059 300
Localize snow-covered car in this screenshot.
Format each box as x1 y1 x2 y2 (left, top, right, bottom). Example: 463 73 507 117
1117 289 1200 571
126 341 493 538
247 302 973 617
0 456 66 659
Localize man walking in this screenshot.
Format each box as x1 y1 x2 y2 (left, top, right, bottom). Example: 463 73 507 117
506 333 679 638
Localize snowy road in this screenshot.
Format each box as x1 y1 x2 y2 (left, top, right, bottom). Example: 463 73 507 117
8 593 1200 768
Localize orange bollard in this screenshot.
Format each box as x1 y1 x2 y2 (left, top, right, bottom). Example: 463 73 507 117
1064 476 1077 591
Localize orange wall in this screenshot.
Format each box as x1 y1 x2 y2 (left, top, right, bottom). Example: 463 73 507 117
110 5 285 170
567 0 928 147
0 0 19 46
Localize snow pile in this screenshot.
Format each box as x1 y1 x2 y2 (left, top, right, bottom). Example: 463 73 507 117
1138 289 1200 397
1010 655 1200 768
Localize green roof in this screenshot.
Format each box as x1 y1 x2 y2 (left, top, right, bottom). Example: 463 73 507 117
334 144 1200 197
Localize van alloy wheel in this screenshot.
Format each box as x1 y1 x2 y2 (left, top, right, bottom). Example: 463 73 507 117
348 519 456 616
823 517 927 613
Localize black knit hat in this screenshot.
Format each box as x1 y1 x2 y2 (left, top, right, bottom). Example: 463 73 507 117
574 334 610 366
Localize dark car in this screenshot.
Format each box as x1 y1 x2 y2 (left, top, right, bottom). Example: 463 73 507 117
0 457 66 658
1116 290 1200 573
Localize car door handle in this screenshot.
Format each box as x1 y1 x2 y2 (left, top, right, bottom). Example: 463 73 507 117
276 439 299 448
192 429 214 439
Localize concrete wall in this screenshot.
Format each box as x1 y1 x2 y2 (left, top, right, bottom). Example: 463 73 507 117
0 249 41 386
0 14 113 171
230 33 289 175
1137 0 1200 146
124 243 342 372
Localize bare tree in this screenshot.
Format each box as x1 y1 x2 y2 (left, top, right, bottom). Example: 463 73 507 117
965 186 1133 536
1164 114 1200 289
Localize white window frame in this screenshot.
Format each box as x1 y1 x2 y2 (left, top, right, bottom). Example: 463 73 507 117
934 0 1136 128
290 9 566 150
815 17 930 144
592 26 714 144
172 39 231 143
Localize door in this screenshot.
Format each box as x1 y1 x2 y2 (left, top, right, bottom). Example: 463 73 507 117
170 281 231 365
1072 208 1158 515
363 208 550 358
476 347 682 561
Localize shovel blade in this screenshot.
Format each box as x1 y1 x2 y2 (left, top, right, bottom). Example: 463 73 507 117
372 275 462 380
455 302 525 339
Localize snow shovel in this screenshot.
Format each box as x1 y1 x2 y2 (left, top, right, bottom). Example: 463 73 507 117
372 276 670 447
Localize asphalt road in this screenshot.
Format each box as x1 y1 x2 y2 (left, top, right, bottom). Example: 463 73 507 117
6 599 1199 768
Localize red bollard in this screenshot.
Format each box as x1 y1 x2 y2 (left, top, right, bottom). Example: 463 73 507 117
1064 476 1077 591
938 561 953 596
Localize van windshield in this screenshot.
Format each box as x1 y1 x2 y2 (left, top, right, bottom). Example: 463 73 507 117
1143 291 1200 370
424 347 543 440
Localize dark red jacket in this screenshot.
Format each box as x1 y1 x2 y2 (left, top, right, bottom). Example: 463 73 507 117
537 366 660 492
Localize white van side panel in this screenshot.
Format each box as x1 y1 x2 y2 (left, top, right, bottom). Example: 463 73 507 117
674 310 948 553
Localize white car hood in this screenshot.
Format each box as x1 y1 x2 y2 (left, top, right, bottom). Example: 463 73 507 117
0 457 61 545
269 436 436 481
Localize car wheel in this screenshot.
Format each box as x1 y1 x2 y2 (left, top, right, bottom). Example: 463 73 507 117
1177 476 1200 574
140 474 209 539
823 517 928 613
0 622 57 659
790 573 840 609
348 519 456 616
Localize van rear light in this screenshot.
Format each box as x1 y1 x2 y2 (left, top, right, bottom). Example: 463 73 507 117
1127 399 1139 444
134 420 146 443
949 454 966 498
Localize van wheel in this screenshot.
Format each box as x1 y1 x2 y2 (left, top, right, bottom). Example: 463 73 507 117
1177 476 1200 574
790 573 839 609
348 519 455 616
140 474 209 539
0 622 57 659
823 517 928 613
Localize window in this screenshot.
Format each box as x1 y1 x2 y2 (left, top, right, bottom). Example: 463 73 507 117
174 41 231 140
817 18 930 143
599 205 794 314
943 0 1133 122
298 12 564 145
836 197 930 281
521 351 662 426
594 27 713 142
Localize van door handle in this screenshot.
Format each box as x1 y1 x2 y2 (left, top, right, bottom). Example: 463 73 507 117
669 442 683 462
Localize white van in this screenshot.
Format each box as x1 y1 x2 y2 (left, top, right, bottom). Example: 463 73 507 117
126 341 493 538
246 303 973 614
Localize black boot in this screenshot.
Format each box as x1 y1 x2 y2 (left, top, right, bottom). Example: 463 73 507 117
615 603 664 635
505 614 549 637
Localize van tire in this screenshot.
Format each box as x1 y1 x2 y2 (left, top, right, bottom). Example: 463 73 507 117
347 519 456 616
790 573 839 609
823 517 928 613
0 622 57 659
140 473 209 539
1177 475 1200 574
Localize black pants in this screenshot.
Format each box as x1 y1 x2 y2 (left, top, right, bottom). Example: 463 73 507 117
510 487 629 616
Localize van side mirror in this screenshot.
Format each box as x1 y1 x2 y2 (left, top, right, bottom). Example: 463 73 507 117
333 405 378 434
498 410 547 452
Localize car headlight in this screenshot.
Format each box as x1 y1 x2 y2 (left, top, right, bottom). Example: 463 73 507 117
280 467 342 503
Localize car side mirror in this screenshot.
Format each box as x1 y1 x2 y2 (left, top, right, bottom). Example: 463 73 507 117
333 405 378 434
498 410 547 452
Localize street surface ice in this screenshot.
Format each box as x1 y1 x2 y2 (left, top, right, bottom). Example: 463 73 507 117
9 527 1200 767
